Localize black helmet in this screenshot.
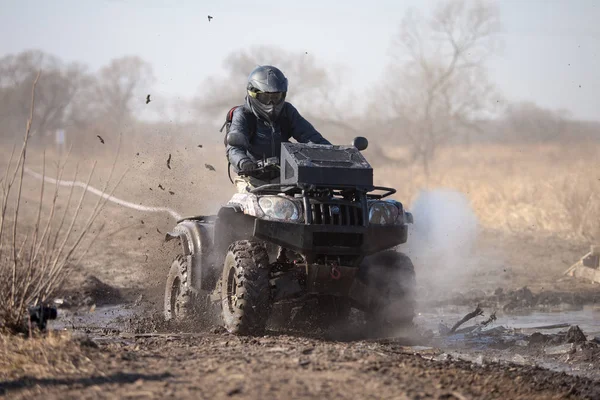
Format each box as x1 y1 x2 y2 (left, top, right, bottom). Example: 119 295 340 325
246 65 288 122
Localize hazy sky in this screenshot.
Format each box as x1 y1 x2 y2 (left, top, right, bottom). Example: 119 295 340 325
1 0 599 121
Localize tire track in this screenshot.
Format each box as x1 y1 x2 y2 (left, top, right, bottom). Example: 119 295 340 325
24 167 183 221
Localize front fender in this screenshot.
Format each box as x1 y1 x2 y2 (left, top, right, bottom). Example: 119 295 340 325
165 219 215 291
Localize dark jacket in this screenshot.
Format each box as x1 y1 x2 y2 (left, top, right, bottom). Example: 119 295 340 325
226 100 331 172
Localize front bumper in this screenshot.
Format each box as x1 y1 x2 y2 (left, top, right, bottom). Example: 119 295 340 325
253 219 407 256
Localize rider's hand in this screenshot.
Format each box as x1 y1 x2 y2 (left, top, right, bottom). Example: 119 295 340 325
239 159 257 172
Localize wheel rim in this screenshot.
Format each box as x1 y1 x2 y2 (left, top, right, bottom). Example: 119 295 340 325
226 265 237 314
170 277 181 318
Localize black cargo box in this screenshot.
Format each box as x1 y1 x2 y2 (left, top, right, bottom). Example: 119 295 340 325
280 142 373 188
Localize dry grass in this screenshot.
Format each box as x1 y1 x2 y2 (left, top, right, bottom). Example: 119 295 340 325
0 331 96 381
10 136 599 244
0 72 125 334
376 141 600 242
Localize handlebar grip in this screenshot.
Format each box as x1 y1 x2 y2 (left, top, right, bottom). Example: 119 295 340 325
238 163 279 178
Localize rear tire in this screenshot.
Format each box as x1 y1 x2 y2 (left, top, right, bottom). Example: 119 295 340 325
221 240 272 335
360 250 416 336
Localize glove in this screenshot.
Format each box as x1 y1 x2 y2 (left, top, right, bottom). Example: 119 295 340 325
239 159 257 172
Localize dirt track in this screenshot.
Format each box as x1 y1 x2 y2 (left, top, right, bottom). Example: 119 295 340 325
2 329 599 400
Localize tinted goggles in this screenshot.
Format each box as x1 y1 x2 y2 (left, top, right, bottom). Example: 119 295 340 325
248 90 286 105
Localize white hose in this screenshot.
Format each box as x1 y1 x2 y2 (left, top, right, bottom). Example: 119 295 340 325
24 167 183 221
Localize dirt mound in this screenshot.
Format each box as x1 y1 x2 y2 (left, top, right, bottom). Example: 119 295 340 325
424 285 600 312
526 325 590 348
501 287 600 311
59 275 125 308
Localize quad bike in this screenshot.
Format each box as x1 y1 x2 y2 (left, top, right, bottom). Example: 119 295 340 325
163 137 416 336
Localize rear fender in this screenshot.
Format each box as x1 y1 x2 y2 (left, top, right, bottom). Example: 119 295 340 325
165 219 215 291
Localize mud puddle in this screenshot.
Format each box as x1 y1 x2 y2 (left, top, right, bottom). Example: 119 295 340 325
53 303 600 336
51 304 139 336
414 304 600 381
415 304 600 338
48 302 600 382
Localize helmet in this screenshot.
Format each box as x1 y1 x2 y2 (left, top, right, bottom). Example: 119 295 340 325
246 65 288 122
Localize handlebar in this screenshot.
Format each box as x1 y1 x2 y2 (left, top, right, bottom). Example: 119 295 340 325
237 159 280 178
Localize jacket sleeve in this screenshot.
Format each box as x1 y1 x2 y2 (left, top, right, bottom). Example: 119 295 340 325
286 103 331 145
225 108 252 172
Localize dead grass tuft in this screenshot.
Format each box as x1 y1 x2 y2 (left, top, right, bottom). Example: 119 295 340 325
0 331 96 380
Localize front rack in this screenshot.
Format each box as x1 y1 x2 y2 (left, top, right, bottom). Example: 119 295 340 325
249 183 396 199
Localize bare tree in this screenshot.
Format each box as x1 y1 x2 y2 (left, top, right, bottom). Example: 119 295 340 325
374 0 502 178
64 70 99 131
94 56 155 127
0 50 91 140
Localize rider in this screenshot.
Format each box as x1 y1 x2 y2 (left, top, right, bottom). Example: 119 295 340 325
225 65 331 193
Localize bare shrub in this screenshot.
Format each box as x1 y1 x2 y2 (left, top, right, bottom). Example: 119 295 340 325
0 72 125 334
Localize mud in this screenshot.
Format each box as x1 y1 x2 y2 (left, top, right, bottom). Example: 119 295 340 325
10 291 600 400
5 317 600 399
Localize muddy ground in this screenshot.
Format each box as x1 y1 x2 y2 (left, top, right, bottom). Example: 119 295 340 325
2 327 600 400
3 260 600 400
2 147 600 399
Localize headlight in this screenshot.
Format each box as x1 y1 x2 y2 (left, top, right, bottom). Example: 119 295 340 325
258 196 300 221
368 201 400 225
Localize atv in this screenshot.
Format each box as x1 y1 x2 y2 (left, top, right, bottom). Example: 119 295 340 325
163 137 416 336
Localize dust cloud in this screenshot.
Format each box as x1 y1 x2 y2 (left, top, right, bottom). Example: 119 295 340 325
404 189 481 302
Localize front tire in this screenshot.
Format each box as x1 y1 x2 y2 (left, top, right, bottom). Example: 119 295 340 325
360 250 416 336
221 240 272 335
164 254 199 322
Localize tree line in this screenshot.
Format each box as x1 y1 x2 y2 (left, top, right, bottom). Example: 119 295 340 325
1 0 597 174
